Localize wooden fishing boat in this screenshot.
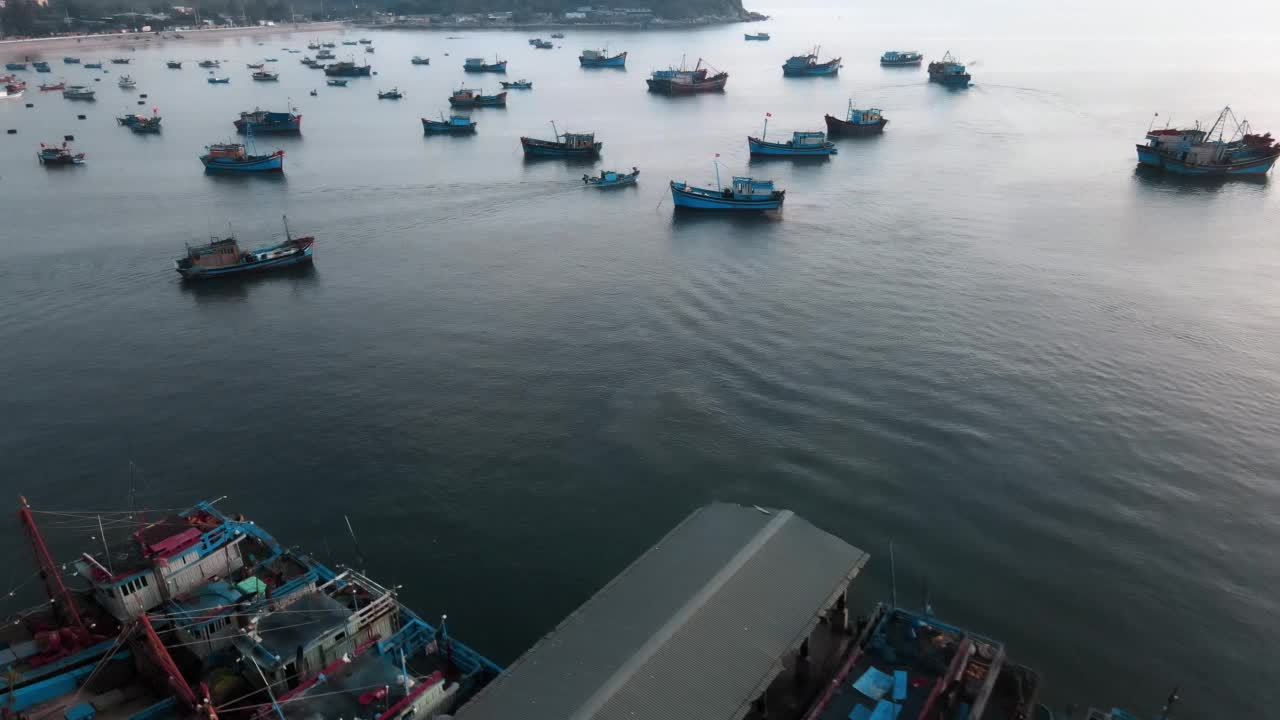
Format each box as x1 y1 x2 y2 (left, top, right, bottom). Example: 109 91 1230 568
365 46 375 54
533 39 553 49
4 63 27 71
520 124 601 157
166 60 183 68
377 87 404 99
1136 106 1280 176
63 57 81 64
449 87 506 107
928 51 971 86
251 70 279 81
880 50 922 66
744 32 770 40
234 108 301 134
579 49 626 67
84 61 103 69
109 57 131 64
422 112 477 134
62 85 95 100
197 59 220 68
33 62 51 73
646 58 728 94
325 60 372 77
411 56 431 65
670 169 784 211
117 110 162 133
326 78 348 86
264 57 278 62
463 57 507 73
342 40 358 46
117 75 136 88
825 100 888 136
500 79 532 89
782 47 841 76
551 32 564 38
247 62 265 69
37 141 86 165
39 81 66 91
175 217 313 279
359 38 372 44
1 81 24 99
316 49 336 60
207 76 230 84
199 141 284 173
748 130 837 156
584 167 639 188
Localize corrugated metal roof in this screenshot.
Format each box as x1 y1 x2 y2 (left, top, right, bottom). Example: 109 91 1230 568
456 503 869 720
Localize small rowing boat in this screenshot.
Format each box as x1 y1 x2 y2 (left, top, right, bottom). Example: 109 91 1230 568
584 167 639 188
377 87 403 99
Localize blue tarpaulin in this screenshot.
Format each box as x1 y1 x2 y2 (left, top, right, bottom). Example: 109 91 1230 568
852 667 894 700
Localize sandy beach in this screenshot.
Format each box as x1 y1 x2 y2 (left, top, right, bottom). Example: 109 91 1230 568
0 22 347 61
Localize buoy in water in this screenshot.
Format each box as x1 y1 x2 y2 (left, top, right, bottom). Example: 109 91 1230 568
6 129 16 134
137 100 145 104
25 103 33 108
140 93 147 98
77 114 86 119
64 134 74 141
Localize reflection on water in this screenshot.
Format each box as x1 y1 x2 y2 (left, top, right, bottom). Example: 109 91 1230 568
177 262 318 303
1130 164 1269 194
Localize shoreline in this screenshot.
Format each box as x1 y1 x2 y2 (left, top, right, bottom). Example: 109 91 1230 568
0 22 347 59
357 13 765 32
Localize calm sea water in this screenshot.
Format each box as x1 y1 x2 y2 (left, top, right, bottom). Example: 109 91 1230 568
3 0 1280 715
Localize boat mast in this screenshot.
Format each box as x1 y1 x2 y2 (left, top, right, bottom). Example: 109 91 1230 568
551 120 559 141
283 214 292 241
17 496 89 633
762 113 768 140
713 154 721 190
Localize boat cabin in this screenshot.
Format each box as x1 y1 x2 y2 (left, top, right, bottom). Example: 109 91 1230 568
463 57 485 69
847 106 883 125
561 132 596 149
732 177 776 198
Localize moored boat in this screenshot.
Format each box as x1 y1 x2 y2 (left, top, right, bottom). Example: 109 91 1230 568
880 50 922 66
247 62 265 68
39 80 66 91
500 79 532 89
825 99 888 136
4 63 27 71
197 59 220 68
84 61 103 69
176 217 313 278
316 49 336 59
1136 106 1280 176
646 58 728 94
37 141 85 165
422 112 477 134
365 46 375 53
117 74 136 88
234 107 302 134
324 60 372 77
377 87 404 99
928 51 971 86
782 47 841 76
520 123 601 157
166 60 183 68
411 55 431 65
62 84 95 100
251 70 279 81
533 39 553 49
359 38 372 44
33 61 51 73
63 56 81 64
342 40 358 46
748 130 837 156
464 56 507 73
745 32 770 40
199 140 284 173
551 32 565 38
326 78 348 86
579 48 627 67
584 167 640 188
207 76 230 84
670 175 784 211
117 109 162 133
1 84 23 99
449 87 506 107
109 57 131 64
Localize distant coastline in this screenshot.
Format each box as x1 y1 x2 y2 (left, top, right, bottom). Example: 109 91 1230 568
359 11 767 32
0 22 346 57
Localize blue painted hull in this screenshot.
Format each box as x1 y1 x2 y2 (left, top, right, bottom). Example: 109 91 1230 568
929 73 970 86
782 62 840 76
1135 145 1279 176
200 154 284 172
748 136 837 156
579 54 627 68
178 247 313 279
670 182 783 210
422 120 476 133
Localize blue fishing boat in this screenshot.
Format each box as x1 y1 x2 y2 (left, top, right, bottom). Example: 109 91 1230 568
83 61 102 69
449 87 506 107
1137 106 1280 176
63 57 81 64
748 115 836 156
166 60 182 68
207 76 231 84
521 123 601 157
33 61 51 73
583 167 639 188
579 49 626 67
880 50 922 66
377 87 404 99
176 217 313 278
197 59 220 68
327 78 348 86
534 39 553 49
36 141 85 165
825 100 888 136
422 112 477 134
744 32 770 40
199 140 284 173
265 57 278 62
109 57 130 64
325 60 372 77
118 109 162 133
464 56 507 73
670 163 784 211
5 63 27 71
117 74 136 88
234 108 302 134
928 51 971 86
61 84 95 100
411 55 431 65
500 79 532 89
646 58 728 94
251 70 279 81
782 47 841 76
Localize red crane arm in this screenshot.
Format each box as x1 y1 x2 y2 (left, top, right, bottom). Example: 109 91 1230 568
17 496 86 633
138 614 197 709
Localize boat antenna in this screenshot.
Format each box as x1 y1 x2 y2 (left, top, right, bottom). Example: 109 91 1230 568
551 119 559 140
282 214 292 241
889 539 898 609
96 515 113 574
713 153 721 190
1157 686 1179 720
344 514 366 573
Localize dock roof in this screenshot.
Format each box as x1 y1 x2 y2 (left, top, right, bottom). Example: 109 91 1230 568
455 503 869 720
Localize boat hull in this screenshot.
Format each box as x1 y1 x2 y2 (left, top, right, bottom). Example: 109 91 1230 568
747 136 837 156
1135 145 1280 176
669 181 783 210
782 60 841 76
520 137 602 157
177 246 313 279
646 74 728 94
928 71 970 86
880 58 921 66
579 52 627 68
449 93 506 107
422 120 476 134
584 170 639 188
824 114 888 136
200 152 284 173
325 66 372 77
234 118 302 134
464 63 507 73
